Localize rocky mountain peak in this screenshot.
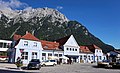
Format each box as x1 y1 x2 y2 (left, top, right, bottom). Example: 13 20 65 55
0 7 69 23
0 7 114 53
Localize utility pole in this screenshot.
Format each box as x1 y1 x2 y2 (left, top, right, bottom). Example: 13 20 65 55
10 26 21 38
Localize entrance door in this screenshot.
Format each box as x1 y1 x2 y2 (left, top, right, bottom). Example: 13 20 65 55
21 52 28 64
73 58 77 62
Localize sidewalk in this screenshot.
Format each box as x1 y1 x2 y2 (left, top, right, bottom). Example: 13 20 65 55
0 63 20 71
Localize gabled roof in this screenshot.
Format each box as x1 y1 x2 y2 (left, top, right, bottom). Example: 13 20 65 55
40 40 60 50
80 44 101 53
55 35 71 46
80 46 93 53
21 33 39 41
93 44 101 49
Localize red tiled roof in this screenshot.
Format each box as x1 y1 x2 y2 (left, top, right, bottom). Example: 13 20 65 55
21 33 39 41
82 44 101 53
93 44 101 49
80 46 92 53
40 40 60 50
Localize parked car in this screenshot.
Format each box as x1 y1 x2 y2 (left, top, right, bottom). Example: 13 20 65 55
27 59 41 70
41 60 57 66
97 60 111 67
111 62 120 68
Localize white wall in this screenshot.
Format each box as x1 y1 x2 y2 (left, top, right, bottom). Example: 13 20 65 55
0 40 12 51
15 39 43 64
94 49 104 62
79 53 94 63
41 50 63 61
63 35 79 56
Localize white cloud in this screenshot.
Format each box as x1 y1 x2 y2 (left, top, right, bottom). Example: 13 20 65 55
56 6 63 10
0 0 29 10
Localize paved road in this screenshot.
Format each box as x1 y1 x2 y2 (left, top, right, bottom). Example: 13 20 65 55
0 69 30 73
0 63 120 73
23 63 120 73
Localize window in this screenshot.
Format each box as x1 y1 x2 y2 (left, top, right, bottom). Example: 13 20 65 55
80 55 82 60
42 53 46 60
33 42 37 47
0 42 3 48
42 53 46 56
66 48 69 50
54 54 58 57
88 56 90 60
48 53 52 56
32 52 37 59
99 50 101 53
103 57 106 60
84 55 87 60
59 54 62 57
75 49 77 51
24 41 28 46
73 48 74 51
70 48 71 51
99 56 102 60
6 43 11 48
3 43 7 48
91 56 93 60
21 52 28 60
96 50 98 52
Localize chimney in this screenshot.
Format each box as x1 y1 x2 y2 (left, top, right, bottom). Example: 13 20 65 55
26 31 29 34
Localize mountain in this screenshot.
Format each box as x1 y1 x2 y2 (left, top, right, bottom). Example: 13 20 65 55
0 7 114 53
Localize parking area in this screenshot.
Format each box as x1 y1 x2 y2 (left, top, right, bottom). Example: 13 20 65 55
0 63 120 73
24 63 120 73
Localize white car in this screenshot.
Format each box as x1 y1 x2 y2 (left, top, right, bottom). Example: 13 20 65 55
41 60 57 66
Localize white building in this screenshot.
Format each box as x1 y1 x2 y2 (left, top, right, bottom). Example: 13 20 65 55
8 33 106 65
56 35 80 63
86 45 106 62
79 45 107 63
9 33 43 65
79 46 94 63
0 40 12 61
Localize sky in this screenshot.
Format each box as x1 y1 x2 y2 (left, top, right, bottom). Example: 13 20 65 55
0 0 120 49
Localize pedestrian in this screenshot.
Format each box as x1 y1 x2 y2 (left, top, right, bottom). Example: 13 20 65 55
15 57 23 70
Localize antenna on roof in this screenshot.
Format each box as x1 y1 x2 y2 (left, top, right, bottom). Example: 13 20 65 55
26 31 29 34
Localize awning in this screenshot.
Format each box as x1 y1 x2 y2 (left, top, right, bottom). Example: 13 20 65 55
48 56 59 60
65 55 79 58
59 56 69 60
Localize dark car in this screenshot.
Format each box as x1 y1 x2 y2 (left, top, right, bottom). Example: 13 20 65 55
112 62 120 68
27 59 41 70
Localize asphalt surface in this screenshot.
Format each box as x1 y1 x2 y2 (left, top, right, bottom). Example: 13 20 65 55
0 63 120 73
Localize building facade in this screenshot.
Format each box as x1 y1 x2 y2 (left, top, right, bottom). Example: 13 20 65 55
8 33 107 65
9 33 43 65
0 40 12 61
56 35 80 63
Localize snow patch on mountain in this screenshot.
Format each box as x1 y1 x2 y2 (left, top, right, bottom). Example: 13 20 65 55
0 7 69 23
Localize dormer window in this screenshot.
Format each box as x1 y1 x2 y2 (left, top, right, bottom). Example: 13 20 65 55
73 48 74 51
96 50 98 52
33 42 37 47
24 41 28 46
66 48 69 50
75 49 77 51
